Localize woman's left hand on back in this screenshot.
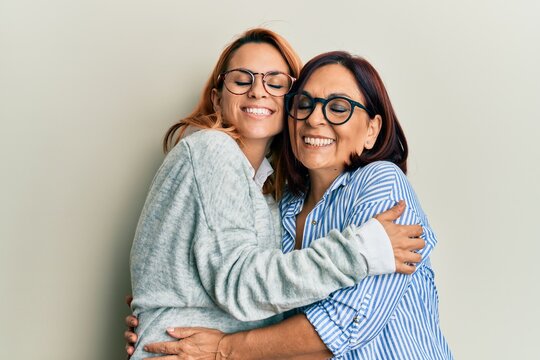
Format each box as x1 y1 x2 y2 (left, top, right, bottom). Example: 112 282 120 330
143 327 225 360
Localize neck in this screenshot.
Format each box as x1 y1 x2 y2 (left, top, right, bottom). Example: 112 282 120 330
241 138 271 172
306 168 343 205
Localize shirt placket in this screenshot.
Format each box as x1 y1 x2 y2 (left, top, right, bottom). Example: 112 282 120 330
302 199 326 248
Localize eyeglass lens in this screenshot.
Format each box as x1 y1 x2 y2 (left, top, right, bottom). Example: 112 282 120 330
223 70 292 96
289 93 353 124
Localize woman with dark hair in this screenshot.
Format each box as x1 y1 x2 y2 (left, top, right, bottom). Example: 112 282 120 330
127 28 425 360
137 51 452 359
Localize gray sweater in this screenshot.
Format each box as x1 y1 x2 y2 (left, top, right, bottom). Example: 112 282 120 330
130 130 393 359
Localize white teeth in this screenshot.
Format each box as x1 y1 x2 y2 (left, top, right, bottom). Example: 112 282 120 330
304 137 335 146
244 107 272 115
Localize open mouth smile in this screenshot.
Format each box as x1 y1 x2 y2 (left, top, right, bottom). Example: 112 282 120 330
242 107 274 116
303 136 336 147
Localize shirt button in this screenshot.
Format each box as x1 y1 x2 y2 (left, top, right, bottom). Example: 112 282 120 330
354 316 360 323
311 220 317 225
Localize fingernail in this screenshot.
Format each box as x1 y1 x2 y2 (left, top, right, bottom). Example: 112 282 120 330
143 346 148 351
167 327 174 333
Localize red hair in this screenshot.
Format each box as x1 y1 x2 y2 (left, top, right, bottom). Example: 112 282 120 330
162 28 302 199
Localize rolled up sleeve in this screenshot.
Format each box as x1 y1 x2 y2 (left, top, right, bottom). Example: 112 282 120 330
303 197 437 357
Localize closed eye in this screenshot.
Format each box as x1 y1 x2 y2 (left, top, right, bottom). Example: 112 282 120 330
329 105 348 113
267 84 284 89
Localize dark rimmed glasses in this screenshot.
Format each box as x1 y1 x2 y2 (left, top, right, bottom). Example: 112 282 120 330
285 91 375 125
218 68 295 97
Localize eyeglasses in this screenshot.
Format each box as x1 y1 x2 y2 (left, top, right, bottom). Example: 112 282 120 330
218 68 295 97
285 91 375 125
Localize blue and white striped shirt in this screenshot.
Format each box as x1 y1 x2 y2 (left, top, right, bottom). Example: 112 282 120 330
280 161 453 359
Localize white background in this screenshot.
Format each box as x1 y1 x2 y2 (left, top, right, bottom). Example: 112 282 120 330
1 0 539 358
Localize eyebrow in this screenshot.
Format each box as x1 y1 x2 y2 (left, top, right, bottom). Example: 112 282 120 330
327 92 353 98
232 67 286 74
305 91 354 99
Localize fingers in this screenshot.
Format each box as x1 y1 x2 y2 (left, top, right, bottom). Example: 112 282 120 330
407 238 425 252
126 344 134 356
394 247 422 275
394 248 418 264
125 295 133 307
125 315 138 328
124 330 138 345
396 262 416 275
166 326 206 339
403 251 422 264
375 200 405 222
144 340 181 355
400 224 424 238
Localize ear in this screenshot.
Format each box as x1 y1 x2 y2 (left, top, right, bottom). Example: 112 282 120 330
365 114 382 149
211 88 222 113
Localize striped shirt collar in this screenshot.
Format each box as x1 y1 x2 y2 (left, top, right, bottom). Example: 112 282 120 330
282 170 353 212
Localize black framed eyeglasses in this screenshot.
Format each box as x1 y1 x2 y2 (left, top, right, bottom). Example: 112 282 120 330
285 91 375 125
218 68 295 97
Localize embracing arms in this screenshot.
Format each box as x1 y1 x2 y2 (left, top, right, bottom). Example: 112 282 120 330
185 132 422 320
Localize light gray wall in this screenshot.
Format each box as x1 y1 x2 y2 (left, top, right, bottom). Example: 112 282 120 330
2 1 539 358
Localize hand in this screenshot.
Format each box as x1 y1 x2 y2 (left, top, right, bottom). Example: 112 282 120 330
144 327 226 360
375 200 425 274
124 295 139 358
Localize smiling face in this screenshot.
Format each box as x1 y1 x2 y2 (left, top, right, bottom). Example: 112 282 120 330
289 63 381 176
211 42 290 146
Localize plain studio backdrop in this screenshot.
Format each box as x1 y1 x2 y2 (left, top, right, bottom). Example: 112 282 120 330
1 0 539 358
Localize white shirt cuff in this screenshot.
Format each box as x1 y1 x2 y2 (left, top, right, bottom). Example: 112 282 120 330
351 218 395 276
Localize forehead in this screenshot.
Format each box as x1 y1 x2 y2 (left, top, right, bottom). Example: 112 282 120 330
227 42 290 73
304 64 363 100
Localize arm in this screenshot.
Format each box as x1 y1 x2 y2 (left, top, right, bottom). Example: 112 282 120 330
217 314 331 360
215 201 433 359
141 164 428 359
188 132 416 321
296 167 436 357
125 202 422 357
143 316 330 360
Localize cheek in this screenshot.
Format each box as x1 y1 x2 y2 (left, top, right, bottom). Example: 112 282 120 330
337 132 364 156
217 95 232 114
339 122 368 153
274 98 285 114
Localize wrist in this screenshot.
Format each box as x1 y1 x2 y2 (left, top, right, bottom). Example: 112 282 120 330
216 332 244 360
217 330 257 360
216 333 230 360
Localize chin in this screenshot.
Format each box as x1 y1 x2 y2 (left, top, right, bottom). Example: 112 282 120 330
246 126 282 138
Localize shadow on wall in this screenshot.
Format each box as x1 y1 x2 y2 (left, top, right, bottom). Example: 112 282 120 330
98 155 165 359
99 203 140 358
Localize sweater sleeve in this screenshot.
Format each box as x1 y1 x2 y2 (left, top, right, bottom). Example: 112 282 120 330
188 131 395 322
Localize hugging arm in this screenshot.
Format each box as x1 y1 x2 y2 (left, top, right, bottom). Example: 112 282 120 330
142 197 429 360
144 163 433 359
259 167 436 358
189 134 410 321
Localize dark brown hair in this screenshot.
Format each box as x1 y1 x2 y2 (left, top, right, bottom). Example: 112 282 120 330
162 28 302 199
281 51 408 195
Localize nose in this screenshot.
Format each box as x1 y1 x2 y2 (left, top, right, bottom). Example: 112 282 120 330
247 74 267 99
305 103 327 127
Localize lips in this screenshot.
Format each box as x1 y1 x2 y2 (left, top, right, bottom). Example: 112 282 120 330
242 107 274 116
303 136 335 147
